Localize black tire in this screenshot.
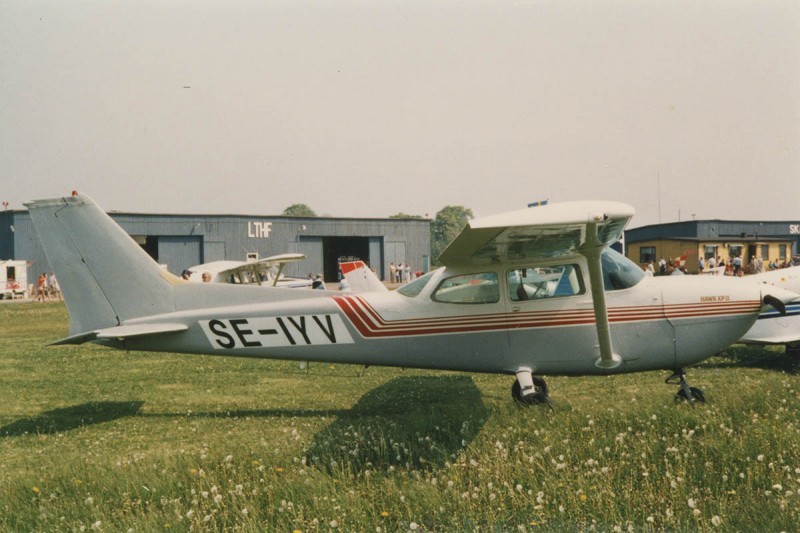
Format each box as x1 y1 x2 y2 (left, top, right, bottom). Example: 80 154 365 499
512 377 549 405
787 344 800 362
676 386 706 403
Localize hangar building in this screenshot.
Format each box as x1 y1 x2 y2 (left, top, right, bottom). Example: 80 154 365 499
625 218 799 274
0 208 431 285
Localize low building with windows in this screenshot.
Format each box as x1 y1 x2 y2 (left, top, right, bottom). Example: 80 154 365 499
625 219 799 274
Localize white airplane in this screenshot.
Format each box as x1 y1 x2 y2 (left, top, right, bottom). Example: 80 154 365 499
185 255 312 288
739 266 800 357
25 193 798 404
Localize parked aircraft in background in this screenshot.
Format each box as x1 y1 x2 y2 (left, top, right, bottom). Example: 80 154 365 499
26 193 797 405
739 266 800 357
186 254 311 288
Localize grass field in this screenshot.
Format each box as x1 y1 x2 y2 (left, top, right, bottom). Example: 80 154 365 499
1 302 799 531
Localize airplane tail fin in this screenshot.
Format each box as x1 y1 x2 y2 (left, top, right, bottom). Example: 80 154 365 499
25 193 178 336
339 260 388 293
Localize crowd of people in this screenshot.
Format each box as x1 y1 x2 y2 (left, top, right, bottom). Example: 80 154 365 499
388 262 413 283
643 254 796 277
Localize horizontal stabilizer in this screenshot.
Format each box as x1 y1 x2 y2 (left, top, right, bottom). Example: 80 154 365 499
51 323 188 345
96 323 189 340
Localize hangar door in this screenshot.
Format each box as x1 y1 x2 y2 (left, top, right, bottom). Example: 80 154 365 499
157 236 203 275
297 237 324 279
384 241 406 281
298 236 379 281
323 237 372 282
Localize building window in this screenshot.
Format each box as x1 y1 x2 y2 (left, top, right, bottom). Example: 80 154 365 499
760 245 769 260
729 245 743 259
704 245 718 260
639 246 656 264
779 244 787 260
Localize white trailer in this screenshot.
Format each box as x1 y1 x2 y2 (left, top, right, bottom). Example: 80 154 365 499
0 260 28 299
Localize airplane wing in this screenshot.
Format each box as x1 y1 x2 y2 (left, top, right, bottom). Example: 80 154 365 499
257 253 307 265
196 254 308 286
437 201 635 267
439 201 635 370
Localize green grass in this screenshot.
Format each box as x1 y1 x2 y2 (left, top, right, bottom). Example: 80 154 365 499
1 303 799 531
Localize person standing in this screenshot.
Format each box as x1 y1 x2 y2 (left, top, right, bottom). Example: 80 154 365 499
36 273 47 302
389 262 396 283
48 272 62 302
733 255 742 276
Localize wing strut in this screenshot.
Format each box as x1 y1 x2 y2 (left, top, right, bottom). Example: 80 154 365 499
582 222 622 369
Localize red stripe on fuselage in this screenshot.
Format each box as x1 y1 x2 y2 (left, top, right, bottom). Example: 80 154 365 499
332 296 761 338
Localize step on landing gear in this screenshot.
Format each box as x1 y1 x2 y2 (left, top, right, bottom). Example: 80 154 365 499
512 369 549 406
665 368 705 403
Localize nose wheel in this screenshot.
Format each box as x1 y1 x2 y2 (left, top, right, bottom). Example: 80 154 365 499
512 375 549 405
666 369 706 403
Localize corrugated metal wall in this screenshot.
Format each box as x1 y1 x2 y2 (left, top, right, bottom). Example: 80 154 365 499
5 208 431 283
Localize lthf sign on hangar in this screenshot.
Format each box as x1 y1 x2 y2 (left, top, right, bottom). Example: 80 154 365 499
2 208 431 284
625 218 799 274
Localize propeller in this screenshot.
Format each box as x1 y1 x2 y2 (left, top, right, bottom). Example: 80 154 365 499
763 294 787 315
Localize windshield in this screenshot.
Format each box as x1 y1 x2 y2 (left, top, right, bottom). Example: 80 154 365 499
601 248 645 290
397 270 437 298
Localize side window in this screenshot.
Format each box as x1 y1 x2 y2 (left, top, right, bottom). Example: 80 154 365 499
432 273 500 304
508 264 583 301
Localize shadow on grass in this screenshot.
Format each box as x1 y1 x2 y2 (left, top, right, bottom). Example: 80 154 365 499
698 344 800 373
306 375 489 476
1 401 145 437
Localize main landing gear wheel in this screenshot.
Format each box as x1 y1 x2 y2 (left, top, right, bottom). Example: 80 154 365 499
787 344 800 362
666 368 706 404
676 386 705 403
512 377 549 405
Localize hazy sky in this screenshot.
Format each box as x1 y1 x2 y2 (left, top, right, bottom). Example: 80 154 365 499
1 0 798 228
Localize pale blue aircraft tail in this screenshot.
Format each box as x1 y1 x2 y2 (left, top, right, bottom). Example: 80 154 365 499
25 193 178 336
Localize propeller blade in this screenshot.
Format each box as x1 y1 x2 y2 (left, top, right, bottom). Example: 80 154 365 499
763 294 787 316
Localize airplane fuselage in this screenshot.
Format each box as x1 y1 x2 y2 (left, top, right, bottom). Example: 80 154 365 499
109 256 762 377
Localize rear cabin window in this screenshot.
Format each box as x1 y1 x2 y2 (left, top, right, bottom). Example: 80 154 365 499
397 270 436 298
508 264 584 301
432 272 500 304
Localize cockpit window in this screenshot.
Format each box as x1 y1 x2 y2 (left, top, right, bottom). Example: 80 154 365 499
432 272 500 304
601 248 645 290
508 264 584 301
397 270 436 298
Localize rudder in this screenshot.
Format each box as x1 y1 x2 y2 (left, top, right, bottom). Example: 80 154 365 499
25 193 177 335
